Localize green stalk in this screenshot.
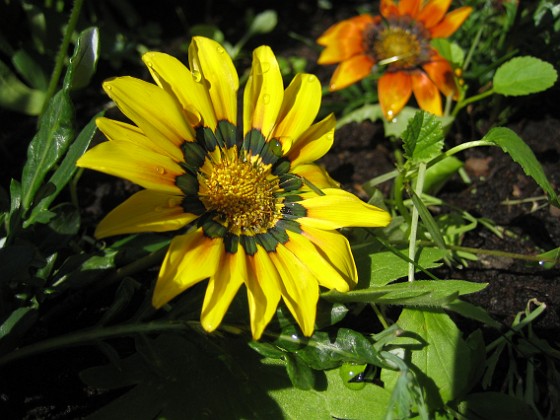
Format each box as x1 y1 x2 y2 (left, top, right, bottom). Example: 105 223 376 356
0 320 198 367
40 0 84 116
408 162 427 282
452 88 495 118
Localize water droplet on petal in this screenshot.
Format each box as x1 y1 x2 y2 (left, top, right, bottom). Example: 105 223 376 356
269 139 282 156
263 93 271 104
216 46 225 54
155 166 166 175
105 84 112 91
192 70 202 82
307 74 316 83
387 110 394 120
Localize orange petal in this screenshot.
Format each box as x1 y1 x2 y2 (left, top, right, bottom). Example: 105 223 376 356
378 71 412 120
430 7 473 38
329 55 375 91
317 15 375 64
380 0 399 18
398 0 421 17
417 0 452 29
422 53 458 99
412 71 442 116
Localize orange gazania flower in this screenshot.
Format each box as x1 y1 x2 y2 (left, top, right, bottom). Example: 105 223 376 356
317 0 472 119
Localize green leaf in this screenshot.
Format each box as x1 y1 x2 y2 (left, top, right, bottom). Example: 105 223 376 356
423 156 463 195
80 333 392 419
285 352 314 390
444 299 502 329
267 365 392 420
493 56 557 96
322 280 487 307
249 10 278 34
402 111 444 163
336 104 383 127
457 392 537 419
431 39 465 67
381 309 473 408
354 246 447 287
483 127 559 206
295 328 389 370
0 307 39 356
20 90 74 212
64 27 99 91
12 49 48 90
410 189 447 249
25 111 102 226
0 59 46 115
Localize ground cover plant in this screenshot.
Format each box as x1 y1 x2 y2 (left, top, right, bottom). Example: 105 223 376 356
1 0 559 418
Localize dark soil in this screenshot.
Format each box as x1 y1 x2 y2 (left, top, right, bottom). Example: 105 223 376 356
1 0 559 418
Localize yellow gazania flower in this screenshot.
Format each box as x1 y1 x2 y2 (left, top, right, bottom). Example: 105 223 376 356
77 37 391 340
317 0 472 119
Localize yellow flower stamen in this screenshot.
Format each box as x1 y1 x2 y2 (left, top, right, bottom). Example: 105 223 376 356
374 28 421 68
200 153 281 235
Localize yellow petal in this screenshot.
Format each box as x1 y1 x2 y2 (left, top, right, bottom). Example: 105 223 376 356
300 225 358 288
298 188 392 229
143 51 217 131
272 74 322 153
288 113 335 167
96 117 177 160
246 246 282 340
77 140 184 194
152 229 223 308
189 37 238 124
201 247 246 333
284 230 352 292
291 163 340 190
103 77 192 160
95 190 197 238
269 245 319 337
243 45 284 140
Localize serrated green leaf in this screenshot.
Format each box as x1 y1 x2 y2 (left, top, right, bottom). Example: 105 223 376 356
354 246 447 287
403 111 444 163
381 309 472 408
64 27 99 91
494 56 557 96
322 280 487 307
26 111 102 226
21 90 74 212
336 104 383 127
483 127 559 205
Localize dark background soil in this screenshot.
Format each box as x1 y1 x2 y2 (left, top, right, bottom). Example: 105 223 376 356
0 0 559 418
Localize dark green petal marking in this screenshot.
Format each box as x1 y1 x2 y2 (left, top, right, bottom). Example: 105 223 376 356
224 232 239 254
280 202 307 219
279 174 303 191
182 196 206 215
181 141 206 173
255 231 280 253
240 235 258 255
176 173 199 195
272 158 290 176
215 120 238 148
258 138 283 165
243 128 267 157
276 218 302 234
201 217 228 239
196 126 218 151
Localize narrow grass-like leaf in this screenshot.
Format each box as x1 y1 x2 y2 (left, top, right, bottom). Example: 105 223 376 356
322 280 487 307
410 189 447 249
483 127 559 206
402 111 444 163
21 90 74 212
494 56 557 96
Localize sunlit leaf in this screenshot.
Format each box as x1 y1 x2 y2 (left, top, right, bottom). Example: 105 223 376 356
483 127 559 206
494 56 557 96
402 111 444 163
64 27 99 91
381 309 473 408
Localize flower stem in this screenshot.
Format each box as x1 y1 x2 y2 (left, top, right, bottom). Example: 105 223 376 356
0 320 196 367
40 0 84 116
452 88 495 118
408 162 427 282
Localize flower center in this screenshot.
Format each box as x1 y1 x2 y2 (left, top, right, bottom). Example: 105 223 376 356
201 154 281 234
364 17 431 70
